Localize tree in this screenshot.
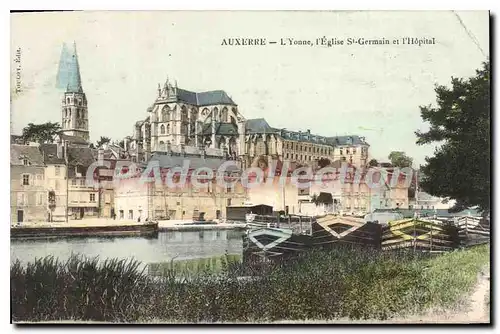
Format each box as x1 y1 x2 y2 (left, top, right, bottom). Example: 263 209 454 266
21 122 61 144
312 192 333 206
415 61 490 214
368 159 379 167
96 136 111 148
317 157 331 168
388 151 413 168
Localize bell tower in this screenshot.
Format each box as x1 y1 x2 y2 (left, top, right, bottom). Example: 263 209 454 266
58 42 89 142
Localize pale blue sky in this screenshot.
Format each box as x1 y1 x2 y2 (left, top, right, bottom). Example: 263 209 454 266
10 11 489 165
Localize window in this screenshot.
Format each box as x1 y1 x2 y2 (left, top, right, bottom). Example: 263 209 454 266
346 149 350 154
55 166 60 176
119 210 124 219
227 186 232 193
160 124 165 134
23 159 29 166
128 210 133 220
353 148 357 154
80 179 85 186
72 179 76 186
90 194 96 202
340 149 343 155
22 174 29 185
227 198 232 206
167 124 170 134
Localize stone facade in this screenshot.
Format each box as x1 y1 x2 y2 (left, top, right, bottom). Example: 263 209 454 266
59 43 90 142
243 118 370 169
40 144 68 222
113 153 247 221
126 79 246 164
10 144 47 223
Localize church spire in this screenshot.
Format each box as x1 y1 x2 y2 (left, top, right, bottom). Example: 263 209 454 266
56 42 83 93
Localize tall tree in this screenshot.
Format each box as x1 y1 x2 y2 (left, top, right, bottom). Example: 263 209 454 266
388 151 413 168
415 61 490 214
317 157 331 168
96 136 111 148
21 122 61 144
368 159 379 167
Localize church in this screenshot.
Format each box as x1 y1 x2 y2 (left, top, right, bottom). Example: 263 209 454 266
124 80 247 164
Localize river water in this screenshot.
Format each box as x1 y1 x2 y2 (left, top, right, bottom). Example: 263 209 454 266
10 230 245 271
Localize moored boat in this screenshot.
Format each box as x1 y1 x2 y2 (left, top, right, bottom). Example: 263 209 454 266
312 214 382 249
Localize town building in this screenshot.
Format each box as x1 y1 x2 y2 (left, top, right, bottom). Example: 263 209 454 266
410 192 456 210
39 142 68 222
10 143 47 223
294 162 411 217
113 150 246 221
243 118 370 169
40 137 99 220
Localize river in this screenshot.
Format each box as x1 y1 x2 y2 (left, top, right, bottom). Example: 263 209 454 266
11 230 245 273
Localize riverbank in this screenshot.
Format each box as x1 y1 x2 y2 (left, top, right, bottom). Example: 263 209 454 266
11 218 247 239
157 220 246 231
10 219 158 239
11 244 489 323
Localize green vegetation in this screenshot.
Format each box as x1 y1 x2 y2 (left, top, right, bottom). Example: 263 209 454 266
21 122 61 144
11 245 489 323
416 61 490 214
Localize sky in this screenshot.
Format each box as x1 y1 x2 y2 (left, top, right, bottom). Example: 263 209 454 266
10 11 489 165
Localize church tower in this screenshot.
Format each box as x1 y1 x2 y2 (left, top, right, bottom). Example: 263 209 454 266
58 42 89 142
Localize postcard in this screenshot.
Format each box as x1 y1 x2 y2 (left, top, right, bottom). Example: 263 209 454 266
10 10 490 324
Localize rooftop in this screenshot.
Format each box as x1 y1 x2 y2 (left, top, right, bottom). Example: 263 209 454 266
10 144 45 166
176 88 236 107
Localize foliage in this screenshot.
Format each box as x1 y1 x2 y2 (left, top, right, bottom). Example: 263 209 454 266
311 192 333 206
21 122 61 144
317 157 331 169
368 159 379 167
388 151 413 168
415 62 490 214
11 245 489 323
96 136 111 148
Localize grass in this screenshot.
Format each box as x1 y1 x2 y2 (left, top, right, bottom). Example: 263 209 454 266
11 244 490 323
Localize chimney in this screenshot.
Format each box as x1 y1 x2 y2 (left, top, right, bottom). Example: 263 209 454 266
307 129 311 134
63 140 68 162
98 148 104 163
57 140 63 159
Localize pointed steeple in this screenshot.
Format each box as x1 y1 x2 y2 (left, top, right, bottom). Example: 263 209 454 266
67 42 83 93
56 42 83 93
56 42 71 90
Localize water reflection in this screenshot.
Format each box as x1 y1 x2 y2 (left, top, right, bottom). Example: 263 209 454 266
11 231 245 268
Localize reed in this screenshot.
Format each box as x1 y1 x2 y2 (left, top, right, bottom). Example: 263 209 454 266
11 244 489 323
